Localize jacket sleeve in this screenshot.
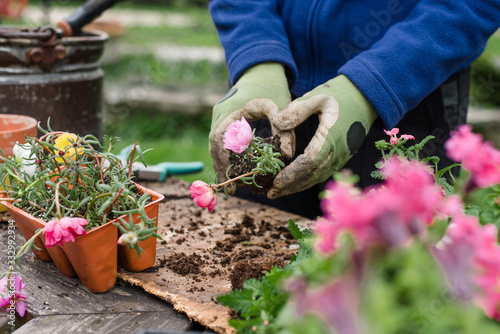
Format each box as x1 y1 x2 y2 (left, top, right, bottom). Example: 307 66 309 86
209 0 297 86
339 0 500 129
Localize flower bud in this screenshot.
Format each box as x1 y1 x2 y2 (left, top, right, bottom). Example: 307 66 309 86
118 232 138 246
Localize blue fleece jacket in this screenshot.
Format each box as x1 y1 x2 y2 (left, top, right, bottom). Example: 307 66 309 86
209 0 500 128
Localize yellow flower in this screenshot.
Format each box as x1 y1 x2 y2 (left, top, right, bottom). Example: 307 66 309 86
54 133 84 163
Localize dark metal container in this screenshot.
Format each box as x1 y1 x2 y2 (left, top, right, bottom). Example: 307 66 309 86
0 27 108 140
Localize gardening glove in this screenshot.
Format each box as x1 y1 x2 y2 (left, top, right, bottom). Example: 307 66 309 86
210 63 294 195
268 75 378 199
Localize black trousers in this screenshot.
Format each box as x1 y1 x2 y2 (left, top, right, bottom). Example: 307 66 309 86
236 67 471 219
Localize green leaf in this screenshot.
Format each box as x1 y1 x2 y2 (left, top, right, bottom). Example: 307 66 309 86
217 288 256 315
288 219 305 242
436 163 461 178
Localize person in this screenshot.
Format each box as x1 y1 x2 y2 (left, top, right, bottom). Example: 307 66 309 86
208 0 500 219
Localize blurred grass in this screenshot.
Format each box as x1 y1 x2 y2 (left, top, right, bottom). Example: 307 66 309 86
102 56 228 88
106 111 215 184
470 31 500 108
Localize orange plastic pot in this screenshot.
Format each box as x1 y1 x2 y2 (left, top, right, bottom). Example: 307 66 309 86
117 184 164 272
0 194 77 277
62 220 118 293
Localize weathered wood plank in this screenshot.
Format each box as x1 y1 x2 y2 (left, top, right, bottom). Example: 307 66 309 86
10 312 191 334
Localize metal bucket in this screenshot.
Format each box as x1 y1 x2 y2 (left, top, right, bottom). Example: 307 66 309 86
0 26 108 140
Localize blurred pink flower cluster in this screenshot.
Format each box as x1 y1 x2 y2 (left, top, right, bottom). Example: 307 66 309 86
436 212 500 320
315 157 443 254
313 124 500 322
445 124 500 188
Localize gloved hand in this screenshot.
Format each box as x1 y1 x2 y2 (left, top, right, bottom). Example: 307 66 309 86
268 75 378 199
210 63 294 195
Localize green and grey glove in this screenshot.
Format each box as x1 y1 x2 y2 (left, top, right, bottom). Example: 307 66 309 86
210 63 294 195
268 75 378 199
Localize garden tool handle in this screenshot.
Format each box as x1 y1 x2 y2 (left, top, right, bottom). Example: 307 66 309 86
57 0 125 37
153 162 205 181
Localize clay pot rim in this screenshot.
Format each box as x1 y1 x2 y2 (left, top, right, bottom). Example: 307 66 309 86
0 114 38 135
133 182 165 208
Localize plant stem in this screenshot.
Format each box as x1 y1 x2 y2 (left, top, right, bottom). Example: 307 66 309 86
0 198 20 202
104 187 124 215
24 173 58 193
251 142 266 157
214 170 262 190
54 180 67 218
34 138 63 175
126 143 139 179
14 229 44 263
4 170 24 184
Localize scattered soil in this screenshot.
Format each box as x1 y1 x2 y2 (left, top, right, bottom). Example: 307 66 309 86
158 212 296 291
228 136 285 194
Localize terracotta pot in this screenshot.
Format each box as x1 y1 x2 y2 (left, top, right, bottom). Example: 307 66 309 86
62 221 118 293
0 195 77 277
118 184 164 272
0 114 38 212
0 114 38 157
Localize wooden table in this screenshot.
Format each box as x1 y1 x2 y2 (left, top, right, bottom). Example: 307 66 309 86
0 178 309 334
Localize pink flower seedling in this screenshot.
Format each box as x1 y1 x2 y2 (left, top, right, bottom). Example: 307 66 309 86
43 217 88 247
0 275 27 317
384 128 415 145
190 180 217 212
223 117 253 153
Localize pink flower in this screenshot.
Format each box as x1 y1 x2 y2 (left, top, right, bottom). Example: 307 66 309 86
0 275 27 317
379 158 443 226
223 117 253 153
445 125 500 188
437 194 464 220
384 128 399 136
317 181 381 254
43 217 88 247
285 276 360 334
401 134 415 140
190 180 217 212
384 128 415 145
